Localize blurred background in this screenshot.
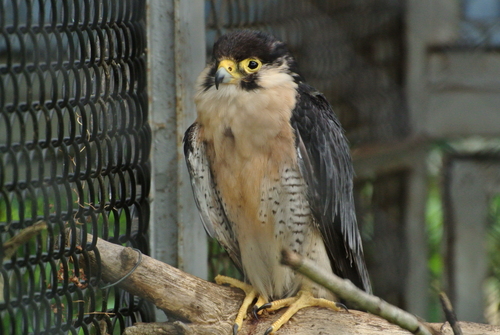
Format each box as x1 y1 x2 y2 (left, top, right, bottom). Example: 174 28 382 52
1 0 500 334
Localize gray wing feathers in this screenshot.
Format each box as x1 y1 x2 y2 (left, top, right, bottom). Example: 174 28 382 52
292 84 372 293
184 123 242 270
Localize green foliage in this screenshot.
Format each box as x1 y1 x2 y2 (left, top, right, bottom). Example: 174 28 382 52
425 173 444 322
424 143 500 324
488 194 500 280
486 194 500 324
207 238 243 282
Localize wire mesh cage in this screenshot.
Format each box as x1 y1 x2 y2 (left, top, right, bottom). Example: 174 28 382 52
0 1 154 334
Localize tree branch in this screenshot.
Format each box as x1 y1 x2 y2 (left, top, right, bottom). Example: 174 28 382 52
2 220 47 261
281 249 432 335
69 230 500 335
439 292 462 335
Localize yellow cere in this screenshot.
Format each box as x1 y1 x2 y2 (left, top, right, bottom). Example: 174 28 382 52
218 59 240 76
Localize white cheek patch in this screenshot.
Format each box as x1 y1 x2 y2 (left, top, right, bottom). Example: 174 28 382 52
257 63 297 90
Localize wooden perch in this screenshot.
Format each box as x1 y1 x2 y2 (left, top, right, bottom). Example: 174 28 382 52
70 230 500 335
2 220 47 261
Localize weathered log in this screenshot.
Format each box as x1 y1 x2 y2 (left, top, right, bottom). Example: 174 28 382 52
71 230 500 335
2 220 47 260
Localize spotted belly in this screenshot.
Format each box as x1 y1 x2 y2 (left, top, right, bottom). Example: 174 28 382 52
236 164 335 301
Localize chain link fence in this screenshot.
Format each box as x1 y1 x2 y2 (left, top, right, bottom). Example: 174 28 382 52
0 1 154 334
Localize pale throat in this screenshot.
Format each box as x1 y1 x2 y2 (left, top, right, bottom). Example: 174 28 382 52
195 68 299 158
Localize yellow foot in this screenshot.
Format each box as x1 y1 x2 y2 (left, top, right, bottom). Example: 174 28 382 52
261 290 346 335
215 275 268 334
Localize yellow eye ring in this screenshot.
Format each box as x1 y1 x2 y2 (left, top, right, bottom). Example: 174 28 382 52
240 58 262 73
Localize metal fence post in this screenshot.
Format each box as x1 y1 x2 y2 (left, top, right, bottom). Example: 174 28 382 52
147 0 207 288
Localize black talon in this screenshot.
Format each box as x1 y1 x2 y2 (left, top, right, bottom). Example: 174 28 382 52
335 302 349 312
264 326 273 335
252 305 260 320
256 302 272 314
233 323 239 335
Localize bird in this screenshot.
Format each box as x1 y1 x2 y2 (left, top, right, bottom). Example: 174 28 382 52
184 30 371 334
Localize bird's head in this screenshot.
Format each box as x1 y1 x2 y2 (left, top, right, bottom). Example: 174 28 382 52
201 30 301 92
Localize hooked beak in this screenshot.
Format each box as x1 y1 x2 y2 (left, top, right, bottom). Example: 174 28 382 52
214 67 231 90
214 59 241 89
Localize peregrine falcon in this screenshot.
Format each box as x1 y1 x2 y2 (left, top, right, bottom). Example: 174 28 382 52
184 30 371 334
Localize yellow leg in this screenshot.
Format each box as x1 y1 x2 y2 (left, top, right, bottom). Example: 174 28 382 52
263 290 344 335
215 275 267 334
254 295 268 309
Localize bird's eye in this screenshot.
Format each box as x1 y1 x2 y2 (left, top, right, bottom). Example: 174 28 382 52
248 60 258 69
241 58 262 73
